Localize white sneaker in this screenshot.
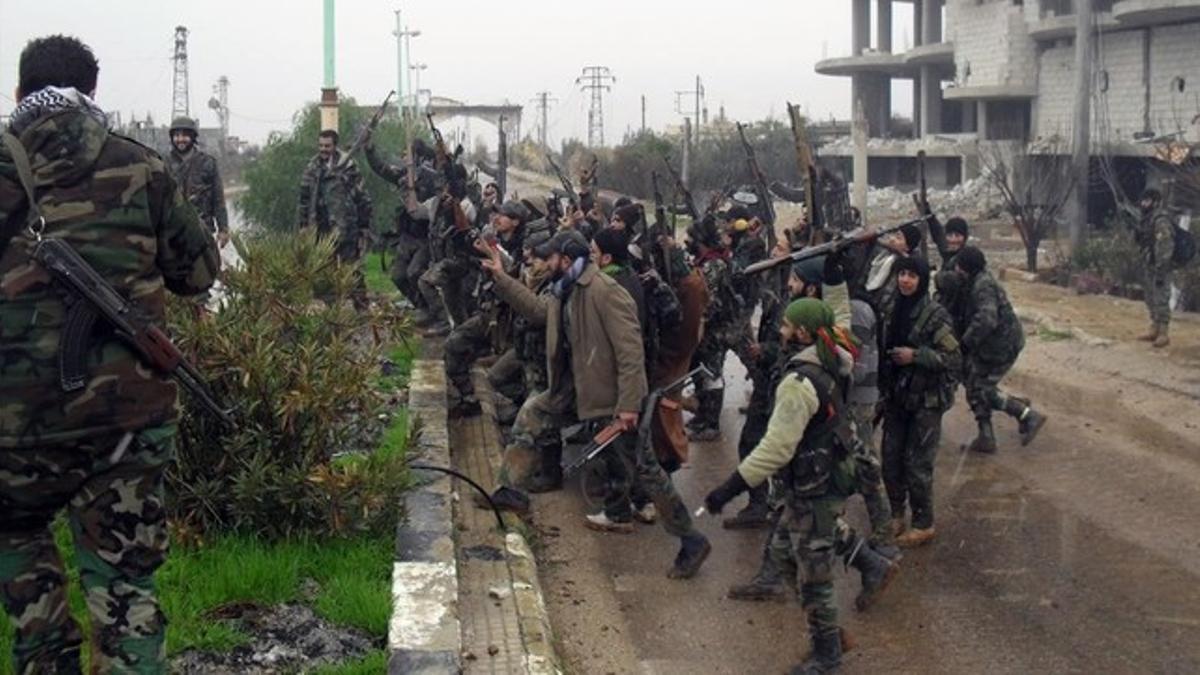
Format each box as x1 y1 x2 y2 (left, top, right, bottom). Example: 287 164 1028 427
584 512 635 533
633 503 658 524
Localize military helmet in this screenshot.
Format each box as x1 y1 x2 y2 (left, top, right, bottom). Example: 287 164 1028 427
169 116 199 135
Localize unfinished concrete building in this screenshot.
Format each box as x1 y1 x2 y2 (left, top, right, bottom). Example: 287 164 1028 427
816 0 1200 190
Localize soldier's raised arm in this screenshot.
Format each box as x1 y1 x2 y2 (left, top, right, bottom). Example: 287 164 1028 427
364 141 407 185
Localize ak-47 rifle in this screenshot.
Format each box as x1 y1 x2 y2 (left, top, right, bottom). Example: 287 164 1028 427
649 171 673 286
565 365 712 476
546 154 579 210
913 149 930 261
426 112 449 171
735 122 777 250
497 115 509 199
661 154 700 221
786 102 819 245
340 91 395 167
740 215 933 277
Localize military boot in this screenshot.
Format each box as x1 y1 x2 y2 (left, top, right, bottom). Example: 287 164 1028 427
967 419 997 454
722 484 770 530
1004 397 1048 447
789 629 842 675
1137 322 1159 342
526 444 564 494
727 553 789 602
846 539 900 611
667 532 712 579
1153 323 1170 348
688 389 724 442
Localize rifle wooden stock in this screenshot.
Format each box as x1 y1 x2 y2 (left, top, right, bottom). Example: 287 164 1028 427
739 215 932 276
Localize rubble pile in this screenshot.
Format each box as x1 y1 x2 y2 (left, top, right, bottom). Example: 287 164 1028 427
861 176 1006 222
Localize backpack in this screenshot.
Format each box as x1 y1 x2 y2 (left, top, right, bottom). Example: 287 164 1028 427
1172 220 1196 266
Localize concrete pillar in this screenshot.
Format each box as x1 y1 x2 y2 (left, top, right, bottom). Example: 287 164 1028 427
920 66 942 137
922 0 942 45
879 76 892 136
852 0 871 55
877 0 893 52
977 101 989 140
914 0 924 46
913 78 921 138
963 100 977 134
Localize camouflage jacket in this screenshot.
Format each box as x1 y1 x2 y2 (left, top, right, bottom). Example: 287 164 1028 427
167 146 228 232
960 270 1024 365
730 234 767 313
0 109 218 447
1132 208 1176 272
696 252 737 327
296 151 373 255
879 295 961 412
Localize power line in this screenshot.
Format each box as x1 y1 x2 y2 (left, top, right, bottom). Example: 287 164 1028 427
575 66 615 147
530 91 558 150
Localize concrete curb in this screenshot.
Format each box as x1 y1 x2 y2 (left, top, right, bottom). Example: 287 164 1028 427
504 532 561 674
390 357 462 674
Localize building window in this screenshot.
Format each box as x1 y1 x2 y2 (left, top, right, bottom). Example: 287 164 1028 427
1172 76 1186 93
1098 70 1110 93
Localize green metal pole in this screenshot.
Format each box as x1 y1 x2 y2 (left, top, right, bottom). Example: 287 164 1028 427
394 10 404 119
323 0 336 89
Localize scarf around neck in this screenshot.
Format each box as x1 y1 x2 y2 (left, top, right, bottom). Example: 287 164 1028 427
9 86 109 135
552 257 588 299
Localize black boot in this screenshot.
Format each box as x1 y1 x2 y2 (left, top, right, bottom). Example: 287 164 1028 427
846 538 900 611
667 532 711 579
688 389 723 442
967 418 997 454
727 551 788 602
789 629 843 674
526 444 564 494
448 399 482 419
1005 397 1048 447
722 483 770 530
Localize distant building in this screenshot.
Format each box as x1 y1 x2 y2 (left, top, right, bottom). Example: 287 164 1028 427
815 0 1200 189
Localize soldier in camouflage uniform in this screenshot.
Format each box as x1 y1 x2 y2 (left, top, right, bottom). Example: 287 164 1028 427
444 201 527 419
297 129 373 308
705 299 898 675
0 36 218 674
686 216 739 442
1130 188 1178 348
418 167 478 334
953 247 1047 455
879 256 961 548
166 116 228 248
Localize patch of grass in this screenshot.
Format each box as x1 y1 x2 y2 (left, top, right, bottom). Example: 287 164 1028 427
363 251 396 297
313 649 389 675
1037 325 1075 342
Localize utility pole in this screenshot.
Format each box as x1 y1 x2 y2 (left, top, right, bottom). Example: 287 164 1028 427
674 77 705 143
641 95 646 133
681 117 692 185
852 97 869 224
320 0 338 133
399 26 422 119
530 91 557 149
171 26 190 120
392 10 404 121
1069 0 1093 254
410 63 428 118
576 66 615 147
498 115 509 198
207 76 230 152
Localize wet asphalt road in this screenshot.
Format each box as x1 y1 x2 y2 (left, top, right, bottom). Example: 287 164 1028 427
532 352 1200 675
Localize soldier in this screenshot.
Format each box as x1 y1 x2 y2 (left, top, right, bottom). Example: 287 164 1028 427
477 231 711 579
166 115 229 249
418 164 478 334
879 256 961 548
686 216 739 442
444 200 527 419
1130 188 1178 348
362 135 439 310
0 35 219 673
954 247 1047 454
296 129 373 307
704 298 898 675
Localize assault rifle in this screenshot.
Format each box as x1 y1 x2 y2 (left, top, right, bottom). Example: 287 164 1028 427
661 154 700 221
649 171 673 286
739 214 933 276
914 149 930 261
34 237 235 427
340 90 395 167
564 365 712 476
546 154 579 210
735 122 777 250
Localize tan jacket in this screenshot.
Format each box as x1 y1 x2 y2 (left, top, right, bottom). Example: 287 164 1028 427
493 262 648 419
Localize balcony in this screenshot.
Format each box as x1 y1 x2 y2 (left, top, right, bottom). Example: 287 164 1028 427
815 51 913 78
1029 12 1119 41
904 41 955 66
1113 0 1200 25
942 83 1037 101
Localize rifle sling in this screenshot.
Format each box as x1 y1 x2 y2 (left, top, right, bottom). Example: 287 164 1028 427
1 131 45 258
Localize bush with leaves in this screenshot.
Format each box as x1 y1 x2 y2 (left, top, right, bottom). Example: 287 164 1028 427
239 99 416 236
166 229 411 539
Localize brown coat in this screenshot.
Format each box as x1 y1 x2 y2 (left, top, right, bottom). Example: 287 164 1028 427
493 262 648 419
650 268 709 466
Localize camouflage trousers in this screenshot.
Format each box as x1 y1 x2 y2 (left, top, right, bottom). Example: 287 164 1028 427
486 348 526 405
389 233 429 309
444 314 492 409
848 403 894 547
964 355 1017 422
596 420 698 540
881 406 944 529
767 496 853 635
1144 266 1173 326
418 259 475 325
497 389 573 490
0 425 175 675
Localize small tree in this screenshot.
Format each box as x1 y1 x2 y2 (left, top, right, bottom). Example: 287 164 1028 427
977 137 1076 271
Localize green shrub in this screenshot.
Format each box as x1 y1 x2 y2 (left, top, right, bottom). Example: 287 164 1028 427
238 99 416 236
1070 226 1144 290
166 229 411 539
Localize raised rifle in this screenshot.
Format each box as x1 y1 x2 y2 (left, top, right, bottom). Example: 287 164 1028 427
787 102 820 243
340 91 395 168
546 154 579 210
661 154 700 221
649 171 673 286
564 365 712 476
739 215 933 277
913 149 930 261
497 115 509 199
735 122 777 250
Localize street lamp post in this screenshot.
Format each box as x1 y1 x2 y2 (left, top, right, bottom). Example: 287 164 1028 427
400 28 422 118
410 63 428 118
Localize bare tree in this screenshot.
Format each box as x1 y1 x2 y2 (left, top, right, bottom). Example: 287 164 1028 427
976 138 1077 271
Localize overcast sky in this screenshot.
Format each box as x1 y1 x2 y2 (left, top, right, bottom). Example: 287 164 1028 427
0 0 917 147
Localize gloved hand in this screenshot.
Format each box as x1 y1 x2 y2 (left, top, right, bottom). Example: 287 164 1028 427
704 471 750 515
